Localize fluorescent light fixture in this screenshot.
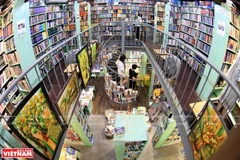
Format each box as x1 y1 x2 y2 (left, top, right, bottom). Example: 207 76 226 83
45 0 68 4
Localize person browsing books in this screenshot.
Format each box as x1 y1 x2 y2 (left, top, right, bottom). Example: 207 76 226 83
115 54 128 86
129 64 141 89
153 84 164 100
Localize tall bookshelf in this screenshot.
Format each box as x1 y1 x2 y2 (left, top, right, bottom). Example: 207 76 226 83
0 4 30 131
177 2 214 77
64 2 76 38
155 2 165 31
215 3 240 89
94 0 154 38
79 2 91 44
29 3 66 77
167 1 180 47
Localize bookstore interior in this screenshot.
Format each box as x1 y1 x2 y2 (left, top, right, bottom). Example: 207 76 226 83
0 0 240 159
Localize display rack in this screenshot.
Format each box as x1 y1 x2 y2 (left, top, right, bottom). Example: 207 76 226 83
79 86 94 117
114 114 148 160
152 117 177 148
72 102 94 146
105 73 139 104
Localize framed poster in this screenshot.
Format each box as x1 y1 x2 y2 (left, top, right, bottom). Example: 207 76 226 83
8 82 66 160
57 70 80 124
188 104 228 160
76 44 90 88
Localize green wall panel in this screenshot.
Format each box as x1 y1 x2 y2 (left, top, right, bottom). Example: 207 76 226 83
13 1 39 87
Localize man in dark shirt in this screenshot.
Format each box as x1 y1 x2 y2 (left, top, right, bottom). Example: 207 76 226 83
129 64 139 89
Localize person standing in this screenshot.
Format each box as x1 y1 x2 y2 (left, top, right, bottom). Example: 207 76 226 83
135 12 143 40
129 64 141 89
116 54 128 86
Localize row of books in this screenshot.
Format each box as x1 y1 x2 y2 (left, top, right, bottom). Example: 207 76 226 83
0 29 3 41
32 31 48 44
170 11 180 19
227 38 238 52
49 26 63 35
169 24 180 32
47 12 63 20
34 39 49 55
30 6 45 15
49 32 65 45
0 55 6 70
39 58 54 76
230 10 240 29
170 5 180 13
64 25 76 32
178 49 204 76
182 7 214 17
168 31 179 39
64 17 75 25
0 68 11 88
4 37 15 53
221 64 231 74
47 19 64 28
229 24 239 40
30 23 46 35
5 52 19 65
10 65 22 77
180 26 198 37
30 14 46 26
181 19 198 29
182 13 199 21
0 42 4 54
196 40 211 55
46 5 62 13
3 22 13 40
180 32 196 46
198 32 212 44
199 23 213 35
224 51 235 64
200 16 214 26
182 1 214 9
3 10 13 27
170 18 180 25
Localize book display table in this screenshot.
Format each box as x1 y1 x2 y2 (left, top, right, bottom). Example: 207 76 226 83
114 115 148 160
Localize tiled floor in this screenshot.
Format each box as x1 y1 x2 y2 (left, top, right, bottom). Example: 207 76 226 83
68 115 183 160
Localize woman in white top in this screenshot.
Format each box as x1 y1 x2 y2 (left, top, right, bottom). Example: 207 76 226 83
135 12 143 40
115 54 128 86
